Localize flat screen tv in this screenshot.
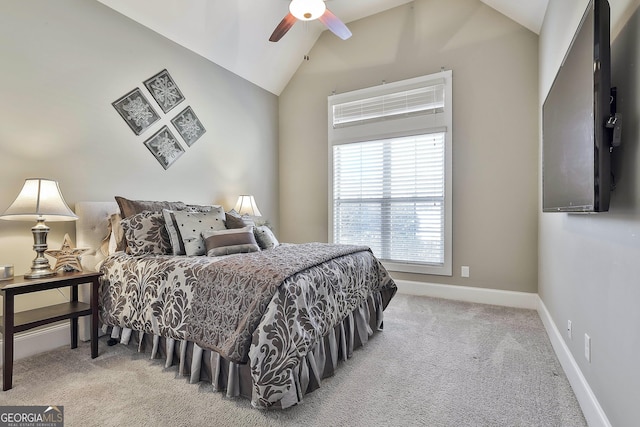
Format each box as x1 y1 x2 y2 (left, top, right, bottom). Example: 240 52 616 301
542 0 611 212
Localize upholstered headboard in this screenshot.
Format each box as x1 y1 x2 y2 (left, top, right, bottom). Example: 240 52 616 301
74 201 119 341
75 201 119 271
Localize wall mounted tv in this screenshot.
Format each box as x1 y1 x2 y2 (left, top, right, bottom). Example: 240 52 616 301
542 0 612 212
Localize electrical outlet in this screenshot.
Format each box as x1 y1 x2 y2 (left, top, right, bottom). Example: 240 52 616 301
461 266 470 278
584 334 591 362
567 320 572 340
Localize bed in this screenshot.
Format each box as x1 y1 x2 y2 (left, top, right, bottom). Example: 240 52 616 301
75 199 397 409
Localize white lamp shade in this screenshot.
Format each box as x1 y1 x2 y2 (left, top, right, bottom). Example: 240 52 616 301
234 195 262 217
289 0 326 21
1 178 78 222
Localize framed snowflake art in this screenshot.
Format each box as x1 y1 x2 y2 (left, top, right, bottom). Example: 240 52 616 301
112 88 160 135
171 106 206 146
144 69 185 113
143 125 185 169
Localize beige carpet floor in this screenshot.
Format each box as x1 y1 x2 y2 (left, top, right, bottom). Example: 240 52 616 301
0 294 587 426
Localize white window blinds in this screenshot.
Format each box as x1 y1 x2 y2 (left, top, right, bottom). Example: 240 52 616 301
333 133 446 265
332 83 445 128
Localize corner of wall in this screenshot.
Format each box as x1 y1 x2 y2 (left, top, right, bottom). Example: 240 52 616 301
537 297 612 427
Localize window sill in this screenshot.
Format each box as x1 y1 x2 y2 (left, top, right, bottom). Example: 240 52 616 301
382 260 452 277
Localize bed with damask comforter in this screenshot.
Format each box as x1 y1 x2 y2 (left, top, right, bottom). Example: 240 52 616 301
98 240 397 409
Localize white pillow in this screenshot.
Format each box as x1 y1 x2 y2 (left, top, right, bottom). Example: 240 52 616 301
108 228 118 254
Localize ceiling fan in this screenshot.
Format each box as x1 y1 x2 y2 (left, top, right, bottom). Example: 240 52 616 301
269 0 352 42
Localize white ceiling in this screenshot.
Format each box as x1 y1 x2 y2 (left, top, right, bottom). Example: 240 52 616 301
97 0 548 95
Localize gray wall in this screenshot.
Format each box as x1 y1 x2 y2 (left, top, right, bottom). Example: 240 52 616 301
539 0 640 425
0 0 278 312
279 0 539 293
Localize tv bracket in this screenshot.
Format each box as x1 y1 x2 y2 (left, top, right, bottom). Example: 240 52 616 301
606 87 622 151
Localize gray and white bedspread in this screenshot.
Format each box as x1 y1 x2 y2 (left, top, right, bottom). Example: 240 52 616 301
99 242 397 408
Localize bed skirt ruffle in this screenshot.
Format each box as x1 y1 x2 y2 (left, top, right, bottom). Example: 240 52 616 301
104 287 395 409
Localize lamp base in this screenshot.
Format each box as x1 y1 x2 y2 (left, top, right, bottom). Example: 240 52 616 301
24 267 57 279
24 218 57 279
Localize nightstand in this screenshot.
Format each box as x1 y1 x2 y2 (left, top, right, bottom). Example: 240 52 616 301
0 270 102 391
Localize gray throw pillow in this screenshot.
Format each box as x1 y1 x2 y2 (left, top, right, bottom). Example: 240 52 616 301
254 225 279 250
225 209 256 229
115 196 186 218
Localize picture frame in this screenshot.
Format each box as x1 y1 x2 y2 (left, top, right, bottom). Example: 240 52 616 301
143 126 185 170
112 88 160 135
170 106 206 146
144 69 185 113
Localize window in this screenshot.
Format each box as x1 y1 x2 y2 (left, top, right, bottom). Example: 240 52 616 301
328 71 452 275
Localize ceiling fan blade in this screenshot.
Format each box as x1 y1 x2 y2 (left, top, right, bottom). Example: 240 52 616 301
269 13 297 42
318 9 352 40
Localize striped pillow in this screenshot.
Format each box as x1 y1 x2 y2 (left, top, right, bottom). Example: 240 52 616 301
202 226 260 257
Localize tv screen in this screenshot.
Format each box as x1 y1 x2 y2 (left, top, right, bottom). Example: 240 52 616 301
542 0 611 212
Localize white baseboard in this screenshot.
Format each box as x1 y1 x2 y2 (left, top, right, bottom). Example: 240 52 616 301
0 323 70 368
395 279 539 309
537 299 612 427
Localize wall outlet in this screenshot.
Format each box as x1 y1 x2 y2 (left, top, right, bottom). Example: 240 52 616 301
461 266 470 278
567 320 572 340
584 333 591 362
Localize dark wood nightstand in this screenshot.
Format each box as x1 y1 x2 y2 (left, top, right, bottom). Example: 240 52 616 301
0 270 102 391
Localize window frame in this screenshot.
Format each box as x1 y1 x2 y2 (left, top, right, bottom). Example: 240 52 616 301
328 70 452 276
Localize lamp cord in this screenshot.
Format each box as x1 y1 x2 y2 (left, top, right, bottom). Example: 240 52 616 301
55 287 69 301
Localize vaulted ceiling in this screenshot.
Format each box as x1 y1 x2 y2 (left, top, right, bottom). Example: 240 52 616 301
97 0 549 95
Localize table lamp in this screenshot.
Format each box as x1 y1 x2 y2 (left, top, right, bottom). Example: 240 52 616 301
1 178 78 278
234 195 262 216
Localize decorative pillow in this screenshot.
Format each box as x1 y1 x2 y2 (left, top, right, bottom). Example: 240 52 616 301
225 209 256 229
185 204 219 213
108 228 118 255
100 212 126 256
162 209 186 256
115 196 187 218
173 208 226 256
202 226 260 257
110 213 126 252
120 211 172 256
254 225 279 250
100 221 111 257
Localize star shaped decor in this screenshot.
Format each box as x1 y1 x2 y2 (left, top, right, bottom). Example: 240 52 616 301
45 233 90 272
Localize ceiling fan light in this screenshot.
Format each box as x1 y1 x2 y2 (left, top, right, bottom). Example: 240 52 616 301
289 0 326 21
